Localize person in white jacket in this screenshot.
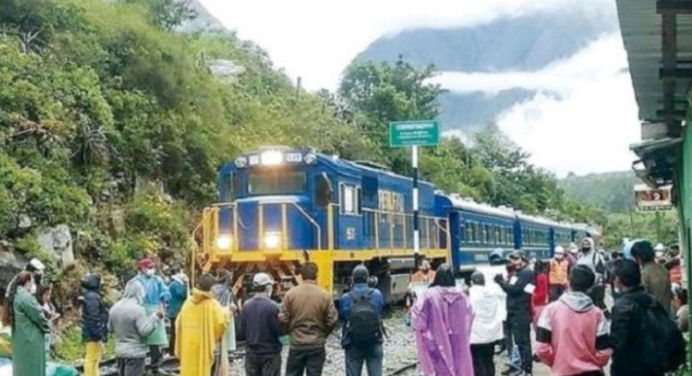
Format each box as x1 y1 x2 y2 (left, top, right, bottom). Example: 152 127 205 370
469 271 507 376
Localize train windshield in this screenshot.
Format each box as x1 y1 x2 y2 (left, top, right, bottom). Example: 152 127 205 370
247 170 306 196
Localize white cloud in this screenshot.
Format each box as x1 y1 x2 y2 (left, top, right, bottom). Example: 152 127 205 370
199 0 613 91
198 0 638 176
487 35 640 176
429 34 626 96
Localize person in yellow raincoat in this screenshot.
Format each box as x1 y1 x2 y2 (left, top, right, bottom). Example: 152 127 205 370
175 274 229 376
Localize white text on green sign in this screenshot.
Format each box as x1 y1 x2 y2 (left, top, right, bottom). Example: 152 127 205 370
389 121 440 147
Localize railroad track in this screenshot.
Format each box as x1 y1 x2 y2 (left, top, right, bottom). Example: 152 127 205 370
76 345 247 376
387 361 418 376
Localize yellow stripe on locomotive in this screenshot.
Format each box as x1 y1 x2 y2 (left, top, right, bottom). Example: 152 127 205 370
192 147 450 301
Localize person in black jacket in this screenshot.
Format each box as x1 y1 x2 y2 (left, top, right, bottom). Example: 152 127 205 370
81 273 109 376
610 259 661 376
495 250 535 376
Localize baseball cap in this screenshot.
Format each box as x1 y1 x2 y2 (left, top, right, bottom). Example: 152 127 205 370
28 258 45 272
138 258 155 269
253 273 274 287
568 242 578 253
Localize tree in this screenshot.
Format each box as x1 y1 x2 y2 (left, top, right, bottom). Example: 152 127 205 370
338 58 445 172
121 0 197 31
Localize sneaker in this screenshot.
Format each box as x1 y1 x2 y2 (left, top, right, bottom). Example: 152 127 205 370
500 368 515 376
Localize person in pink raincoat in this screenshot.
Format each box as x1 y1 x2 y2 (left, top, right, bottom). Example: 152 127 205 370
412 265 475 376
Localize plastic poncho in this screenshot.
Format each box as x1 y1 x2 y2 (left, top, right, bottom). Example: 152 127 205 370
12 286 50 376
412 286 474 376
129 274 170 346
175 289 228 376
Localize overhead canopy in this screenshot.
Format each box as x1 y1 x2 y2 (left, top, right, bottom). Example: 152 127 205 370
616 0 692 186
630 137 682 186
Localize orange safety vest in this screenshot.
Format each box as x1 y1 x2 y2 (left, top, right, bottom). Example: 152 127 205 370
411 270 436 284
549 259 569 286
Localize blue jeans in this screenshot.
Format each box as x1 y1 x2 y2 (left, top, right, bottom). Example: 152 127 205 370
508 346 521 370
345 344 383 376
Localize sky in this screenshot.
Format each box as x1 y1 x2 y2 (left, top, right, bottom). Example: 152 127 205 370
200 0 640 177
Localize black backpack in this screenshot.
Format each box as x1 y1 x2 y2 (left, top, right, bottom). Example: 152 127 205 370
635 294 686 374
347 289 382 346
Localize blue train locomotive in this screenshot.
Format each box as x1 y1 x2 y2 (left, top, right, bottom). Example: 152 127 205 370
193 146 600 301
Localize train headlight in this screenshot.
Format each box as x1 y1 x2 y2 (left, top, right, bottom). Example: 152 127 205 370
235 157 248 168
260 150 283 166
216 235 232 250
303 153 317 165
264 232 281 249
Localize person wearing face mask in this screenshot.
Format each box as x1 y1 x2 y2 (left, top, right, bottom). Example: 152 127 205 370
11 271 51 376
3 258 46 327
566 243 579 268
576 238 607 312
128 258 171 376
240 273 283 376
495 250 535 376
548 246 570 302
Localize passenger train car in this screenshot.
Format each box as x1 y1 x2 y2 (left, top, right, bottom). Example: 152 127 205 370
193 147 600 301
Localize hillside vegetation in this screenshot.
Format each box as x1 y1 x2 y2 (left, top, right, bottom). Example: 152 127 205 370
0 0 604 338
560 171 639 213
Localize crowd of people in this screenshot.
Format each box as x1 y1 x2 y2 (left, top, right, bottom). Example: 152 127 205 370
1 236 688 376
409 238 688 376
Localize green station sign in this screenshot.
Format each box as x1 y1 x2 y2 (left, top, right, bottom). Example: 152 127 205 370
389 120 440 148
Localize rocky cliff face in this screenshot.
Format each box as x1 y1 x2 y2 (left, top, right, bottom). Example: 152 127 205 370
175 0 225 32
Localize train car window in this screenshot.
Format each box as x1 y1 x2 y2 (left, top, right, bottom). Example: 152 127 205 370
362 176 378 205
248 170 306 196
315 173 332 208
468 222 476 243
356 187 362 214
340 184 359 215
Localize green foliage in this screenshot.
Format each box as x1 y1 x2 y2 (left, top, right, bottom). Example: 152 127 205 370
52 325 115 362
0 0 610 302
560 171 639 213
338 59 601 224
0 0 371 283
602 210 680 249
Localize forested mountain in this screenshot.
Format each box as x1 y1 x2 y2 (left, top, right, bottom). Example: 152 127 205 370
560 171 640 213
0 0 610 358
356 1 619 131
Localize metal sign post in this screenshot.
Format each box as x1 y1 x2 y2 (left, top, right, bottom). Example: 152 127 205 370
389 121 440 255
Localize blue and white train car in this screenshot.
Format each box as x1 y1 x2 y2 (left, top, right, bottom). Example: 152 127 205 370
516 213 554 260
436 195 517 272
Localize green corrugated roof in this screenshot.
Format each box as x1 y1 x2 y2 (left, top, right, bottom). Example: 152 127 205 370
615 0 691 123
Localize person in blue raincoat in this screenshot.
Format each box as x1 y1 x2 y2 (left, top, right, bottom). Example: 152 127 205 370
128 258 171 376
167 265 188 358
